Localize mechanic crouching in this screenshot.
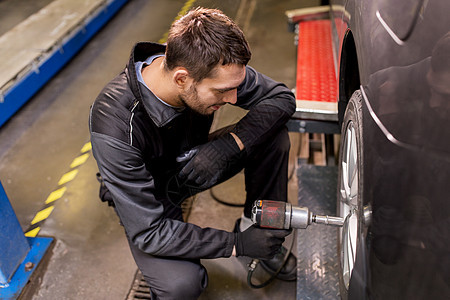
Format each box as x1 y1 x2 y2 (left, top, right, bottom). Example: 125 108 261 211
89 7 296 299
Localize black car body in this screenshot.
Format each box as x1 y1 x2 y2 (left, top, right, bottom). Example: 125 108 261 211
331 0 450 299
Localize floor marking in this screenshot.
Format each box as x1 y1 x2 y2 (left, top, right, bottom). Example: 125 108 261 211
58 169 79 185
70 153 90 168
180 0 197 17
158 0 197 44
26 141 91 236
45 186 67 204
31 206 55 225
24 227 40 238
81 142 92 153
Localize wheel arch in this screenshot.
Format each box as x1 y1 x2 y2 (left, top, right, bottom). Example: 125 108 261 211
338 29 361 127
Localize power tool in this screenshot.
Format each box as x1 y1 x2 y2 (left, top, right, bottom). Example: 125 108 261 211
247 200 345 289
251 200 344 229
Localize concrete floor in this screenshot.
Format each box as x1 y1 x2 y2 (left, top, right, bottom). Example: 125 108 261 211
0 0 320 299
0 0 53 36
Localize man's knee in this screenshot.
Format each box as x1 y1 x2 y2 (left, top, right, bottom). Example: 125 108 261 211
143 261 208 300
254 126 290 156
164 267 207 299
272 126 290 153
128 239 208 300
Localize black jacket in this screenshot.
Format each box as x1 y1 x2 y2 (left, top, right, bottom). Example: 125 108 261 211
89 42 295 259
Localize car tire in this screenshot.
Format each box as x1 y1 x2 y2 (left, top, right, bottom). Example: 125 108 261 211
337 90 370 299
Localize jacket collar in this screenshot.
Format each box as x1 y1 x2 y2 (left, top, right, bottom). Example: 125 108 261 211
126 42 183 127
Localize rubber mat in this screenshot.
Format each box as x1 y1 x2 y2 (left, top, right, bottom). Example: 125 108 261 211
296 20 337 103
296 164 340 299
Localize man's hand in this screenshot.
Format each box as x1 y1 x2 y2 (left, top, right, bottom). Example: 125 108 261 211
234 225 291 259
177 133 243 190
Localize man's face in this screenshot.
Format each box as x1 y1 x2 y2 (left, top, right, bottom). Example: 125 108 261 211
179 64 246 115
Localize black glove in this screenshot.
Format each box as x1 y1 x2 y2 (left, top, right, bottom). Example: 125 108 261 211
234 225 291 259
177 133 243 190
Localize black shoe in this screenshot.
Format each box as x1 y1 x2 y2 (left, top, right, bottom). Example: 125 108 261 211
259 245 297 281
233 218 297 281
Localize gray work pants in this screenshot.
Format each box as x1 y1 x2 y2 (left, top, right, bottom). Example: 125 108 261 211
126 126 290 299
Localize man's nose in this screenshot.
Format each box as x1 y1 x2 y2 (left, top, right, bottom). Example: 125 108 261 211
223 89 237 104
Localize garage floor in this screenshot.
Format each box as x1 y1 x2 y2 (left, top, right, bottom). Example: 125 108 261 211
0 0 322 299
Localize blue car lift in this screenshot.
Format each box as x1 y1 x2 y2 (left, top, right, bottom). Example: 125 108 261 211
0 182 53 299
0 0 128 298
0 0 129 128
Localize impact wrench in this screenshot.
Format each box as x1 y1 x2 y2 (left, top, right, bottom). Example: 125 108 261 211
251 199 345 229
247 200 345 288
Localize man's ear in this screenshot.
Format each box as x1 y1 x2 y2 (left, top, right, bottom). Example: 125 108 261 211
173 68 191 88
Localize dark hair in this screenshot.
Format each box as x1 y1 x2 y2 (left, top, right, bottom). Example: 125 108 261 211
165 7 252 82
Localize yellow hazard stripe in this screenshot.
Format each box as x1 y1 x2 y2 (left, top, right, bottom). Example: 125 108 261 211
180 0 197 16
45 186 67 204
58 169 79 185
26 141 92 237
158 0 197 44
25 227 40 237
70 153 90 168
31 206 54 225
81 142 92 153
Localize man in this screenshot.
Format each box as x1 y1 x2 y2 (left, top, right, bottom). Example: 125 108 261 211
90 7 296 299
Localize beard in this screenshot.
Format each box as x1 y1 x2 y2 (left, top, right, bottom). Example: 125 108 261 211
179 84 214 116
